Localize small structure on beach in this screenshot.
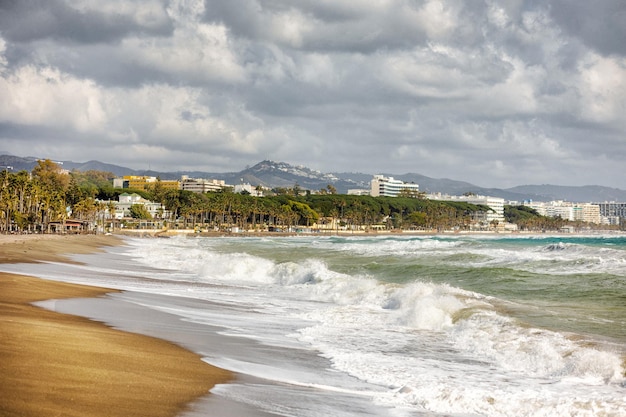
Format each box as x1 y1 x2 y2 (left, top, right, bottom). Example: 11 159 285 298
48 219 91 233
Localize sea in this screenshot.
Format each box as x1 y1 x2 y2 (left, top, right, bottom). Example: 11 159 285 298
4 233 626 416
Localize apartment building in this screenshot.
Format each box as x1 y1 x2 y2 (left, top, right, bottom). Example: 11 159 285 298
597 202 626 226
234 183 264 196
180 176 227 193
524 201 601 224
100 193 168 219
113 176 180 191
428 193 506 223
598 202 626 218
574 204 601 224
370 175 420 197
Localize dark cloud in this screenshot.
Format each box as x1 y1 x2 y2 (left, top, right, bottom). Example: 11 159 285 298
202 0 436 53
550 0 626 57
0 0 173 44
0 0 624 188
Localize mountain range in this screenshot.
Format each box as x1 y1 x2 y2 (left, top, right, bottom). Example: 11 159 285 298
1 154 625 203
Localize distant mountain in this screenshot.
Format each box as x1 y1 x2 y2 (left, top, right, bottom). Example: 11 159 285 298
222 160 363 192
62 160 137 176
0 154 39 171
2 154 625 203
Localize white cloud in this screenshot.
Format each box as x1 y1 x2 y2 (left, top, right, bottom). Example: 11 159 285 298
414 0 460 40
0 65 106 131
121 16 246 84
578 54 626 127
0 38 8 71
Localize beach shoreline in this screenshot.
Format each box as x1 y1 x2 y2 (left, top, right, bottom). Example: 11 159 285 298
0 233 231 417
114 227 625 239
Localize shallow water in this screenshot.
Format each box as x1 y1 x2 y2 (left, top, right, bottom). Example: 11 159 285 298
5 234 626 416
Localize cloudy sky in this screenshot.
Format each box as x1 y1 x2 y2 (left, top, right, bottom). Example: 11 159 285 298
1 0 625 188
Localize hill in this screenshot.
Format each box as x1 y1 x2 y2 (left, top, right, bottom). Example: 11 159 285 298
1 154 625 203
224 161 363 193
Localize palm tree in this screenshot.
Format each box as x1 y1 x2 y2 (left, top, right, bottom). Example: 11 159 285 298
107 201 117 232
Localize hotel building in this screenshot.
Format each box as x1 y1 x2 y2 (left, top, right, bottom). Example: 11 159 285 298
370 175 420 197
180 176 227 193
113 176 180 191
427 193 506 223
524 201 601 224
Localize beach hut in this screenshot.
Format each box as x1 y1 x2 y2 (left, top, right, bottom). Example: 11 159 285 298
48 219 91 234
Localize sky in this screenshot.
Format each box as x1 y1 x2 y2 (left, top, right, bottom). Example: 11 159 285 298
0 0 625 189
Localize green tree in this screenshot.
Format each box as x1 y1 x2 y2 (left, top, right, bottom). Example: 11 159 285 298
31 160 70 231
32 160 70 194
148 178 168 205
407 211 428 228
129 204 152 220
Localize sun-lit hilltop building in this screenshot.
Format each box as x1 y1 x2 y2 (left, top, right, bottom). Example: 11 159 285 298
113 175 233 193
370 175 420 197
113 176 180 191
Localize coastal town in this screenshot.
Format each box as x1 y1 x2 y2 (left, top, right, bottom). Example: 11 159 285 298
1 159 624 235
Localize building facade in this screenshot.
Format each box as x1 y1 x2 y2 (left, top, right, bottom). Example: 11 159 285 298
180 176 227 193
234 183 263 196
113 176 180 191
428 193 506 223
598 202 626 218
102 193 168 219
525 201 602 224
598 202 626 226
370 175 420 197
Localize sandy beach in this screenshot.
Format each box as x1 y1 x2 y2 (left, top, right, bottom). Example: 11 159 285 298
0 234 231 417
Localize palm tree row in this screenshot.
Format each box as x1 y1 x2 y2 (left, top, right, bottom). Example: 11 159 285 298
0 160 109 233
149 189 321 231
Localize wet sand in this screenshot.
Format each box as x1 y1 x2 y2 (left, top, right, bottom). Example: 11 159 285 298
0 234 231 417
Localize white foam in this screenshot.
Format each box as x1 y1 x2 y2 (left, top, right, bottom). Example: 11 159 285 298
118 236 626 417
385 282 468 330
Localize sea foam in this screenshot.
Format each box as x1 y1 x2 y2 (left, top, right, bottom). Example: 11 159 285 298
122 235 626 417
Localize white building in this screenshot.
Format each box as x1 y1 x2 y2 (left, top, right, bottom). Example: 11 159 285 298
180 176 227 193
234 183 264 196
347 189 371 196
428 193 506 223
101 193 168 219
524 201 601 224
370 175 420 197
576 203 601 224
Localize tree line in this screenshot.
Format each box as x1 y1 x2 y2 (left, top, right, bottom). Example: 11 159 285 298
0 159 606 234
0 160 116 233
146 188 492 232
